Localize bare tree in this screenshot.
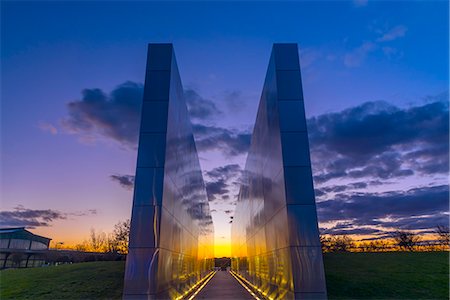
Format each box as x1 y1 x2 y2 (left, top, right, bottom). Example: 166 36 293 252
392 230 420 251
331 235 354 252
435 225 449 250
88 228 108 252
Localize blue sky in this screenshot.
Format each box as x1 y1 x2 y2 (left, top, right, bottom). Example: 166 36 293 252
1 1 448 255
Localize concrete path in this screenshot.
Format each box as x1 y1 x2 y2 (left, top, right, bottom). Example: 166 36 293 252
195 271 254 299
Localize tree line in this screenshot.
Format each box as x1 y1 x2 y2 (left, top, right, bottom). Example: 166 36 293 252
58 221 448 254
320 226 449 253
71 219 130 254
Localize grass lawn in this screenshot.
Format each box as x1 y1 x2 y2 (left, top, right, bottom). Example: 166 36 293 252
0 261 125 299
323 252 449 299
0 252 448 299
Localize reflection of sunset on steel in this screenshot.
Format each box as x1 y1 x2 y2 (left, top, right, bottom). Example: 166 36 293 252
231 44 326 299
123 44 215 299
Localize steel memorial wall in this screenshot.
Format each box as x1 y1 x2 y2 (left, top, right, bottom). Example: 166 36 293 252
231 44 327 299
123 44 214 299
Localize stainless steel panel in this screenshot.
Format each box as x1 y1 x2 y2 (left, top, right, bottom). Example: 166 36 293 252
140 101 169 133
123 247 159 295
136 133 167 168
276 70 303 100
278 100 307 132
124 44 214 300
281 132 312 166
290 247 327 293
129 205 159 248
287 205 321 247
273 44 300 71
133 167 164 206
231 44 326 299
284 166 316 205
144 71 171 101
147 43 173 71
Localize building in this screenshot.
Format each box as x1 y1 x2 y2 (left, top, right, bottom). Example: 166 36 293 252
0 227 51 269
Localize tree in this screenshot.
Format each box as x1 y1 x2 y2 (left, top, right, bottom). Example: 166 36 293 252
320 235 332 253
331 235 354 252
392 231 420 251
112 219 130 254
320 235 354 252
88 228 109 252
435 225 449 250
74 242 88 252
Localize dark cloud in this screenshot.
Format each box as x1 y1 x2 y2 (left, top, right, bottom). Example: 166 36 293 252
0 205 97 228
205 179 229 202
62 81 143 148
193 123 251 157
205 164 241 181
309 97 449 183
110 174 135 190
63 82 248 157
204 164 242 203
316 181 369 195
321 227 383 236
379 213 449 231
317 185 449 231
185 89 222 120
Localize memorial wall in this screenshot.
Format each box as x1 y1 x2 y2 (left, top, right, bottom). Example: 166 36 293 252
231 44 327 300
123 44 214 300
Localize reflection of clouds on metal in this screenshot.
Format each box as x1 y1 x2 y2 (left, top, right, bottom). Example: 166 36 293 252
123 44 214 299
231 44 327 299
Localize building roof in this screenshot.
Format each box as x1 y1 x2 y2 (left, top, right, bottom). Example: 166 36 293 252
0 227 52 245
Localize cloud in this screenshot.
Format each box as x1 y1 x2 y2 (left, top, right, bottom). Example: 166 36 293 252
322 227 382 236
62 82 246 157
110 174 135 190
308 97 449 184
38 121 58 135
62 81 143 148
185 89 222 120
204 164 242 203
344 25 407 67
193 123 251 157
317 185 449 231
316 181 368 195
205 178 229 202
344 41 377 67
376 25 408 42
205 164 241 181
0 205 97 228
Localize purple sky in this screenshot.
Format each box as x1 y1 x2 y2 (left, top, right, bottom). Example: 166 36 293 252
1 1 448 254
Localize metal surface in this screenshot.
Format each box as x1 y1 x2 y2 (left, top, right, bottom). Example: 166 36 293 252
123 44 214 300
231 44 327 300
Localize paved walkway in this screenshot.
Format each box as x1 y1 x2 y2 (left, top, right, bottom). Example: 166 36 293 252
195 271 253 299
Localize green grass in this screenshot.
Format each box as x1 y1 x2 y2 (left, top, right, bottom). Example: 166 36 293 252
0 261 125 299
323 252 449 299
0 252 448 299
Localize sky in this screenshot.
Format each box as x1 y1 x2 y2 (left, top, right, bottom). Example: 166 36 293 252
1 1 449 257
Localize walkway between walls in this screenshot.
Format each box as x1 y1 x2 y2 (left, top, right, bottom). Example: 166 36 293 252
194 271 255 299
